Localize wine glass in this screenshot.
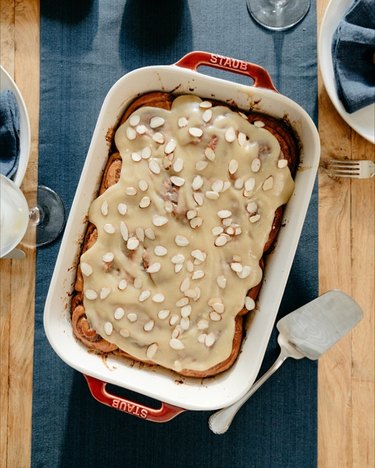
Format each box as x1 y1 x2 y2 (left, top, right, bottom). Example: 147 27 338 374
0 174 65 258
246 0 311 31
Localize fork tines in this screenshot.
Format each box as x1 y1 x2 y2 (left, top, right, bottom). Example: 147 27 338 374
328 159 375 179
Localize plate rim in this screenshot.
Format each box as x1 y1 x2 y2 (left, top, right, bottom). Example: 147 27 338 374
318 0 375 144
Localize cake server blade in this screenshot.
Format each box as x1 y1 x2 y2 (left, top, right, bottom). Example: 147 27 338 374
208 290 363 434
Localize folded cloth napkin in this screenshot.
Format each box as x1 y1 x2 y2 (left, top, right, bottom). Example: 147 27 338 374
332 0 375 113
0 90 20 178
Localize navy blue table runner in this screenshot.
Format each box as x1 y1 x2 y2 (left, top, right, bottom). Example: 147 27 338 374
33 1 318 466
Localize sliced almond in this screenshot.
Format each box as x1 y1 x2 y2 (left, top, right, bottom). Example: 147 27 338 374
210 311 222 322
189 127 203 138
225 127 236 142
129 114 140 127
217 275 227 289
165 140 176 154
178 117 188 128
126 127 137 140
217 209 232 219
171 254 185 264
102 252 114 263
181 305 192 317
154 245 168 256
134 228 144 245
141 146 152 159
237 132 246 146
192 270 205 280
244 177 255 192
175 235 189 247
193 192 204 206
169 338 184 350
85 289 98 300
234 178 244 190
149 160 161 175
173 158 184 173
100 201 109 216
170 176 185 187
205 332 216 347
138 290 151 302
204 147 216 161
118 279 128 291
262 176 274 191
80 262 93 277
245 296 256 310
114 307 125 320
144 227 155 240
126 186 137 196
152 132 164 144
138 179 149 192
150 116 165 129
118 203 128 215
215 235 228 247
195 160 208 171
249 214 261 223
251 158 261 173
158 309 170 320
139 196 151 208
228 159 239 175
104 322 113 336
100 287 111 300
143 320 155 332
199 101 212 109
202 109 212 123
189 217 203 229
146 263 161 273
131 152 142 162
127 312 138 322
253 120 265 128
152 293 165 303
152 215 168 226
146 343 158 359
192 175 204 191
127 237 139 250
197 319 209 330
205 190 220 200
278 159 288 169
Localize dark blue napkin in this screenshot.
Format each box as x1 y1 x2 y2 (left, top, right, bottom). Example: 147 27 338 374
33 1 318 467
0 90 20 178
332 0 375 113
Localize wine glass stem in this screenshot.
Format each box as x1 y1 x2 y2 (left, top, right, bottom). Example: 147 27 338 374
29 206 41 226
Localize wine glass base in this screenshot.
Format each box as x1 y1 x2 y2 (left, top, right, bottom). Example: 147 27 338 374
247 0 311 31
35 185 66 247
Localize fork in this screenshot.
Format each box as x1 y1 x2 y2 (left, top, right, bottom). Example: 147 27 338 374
328 159 375 179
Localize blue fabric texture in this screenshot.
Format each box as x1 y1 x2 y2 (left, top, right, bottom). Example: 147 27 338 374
0 90 20 178
332 0 375 113
33 1 318 467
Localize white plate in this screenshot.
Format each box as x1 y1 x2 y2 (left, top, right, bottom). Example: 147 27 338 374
318 0 375 144
44 54 320 412
0 65 31 185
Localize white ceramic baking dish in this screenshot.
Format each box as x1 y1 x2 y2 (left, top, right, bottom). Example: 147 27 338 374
44 51 320 422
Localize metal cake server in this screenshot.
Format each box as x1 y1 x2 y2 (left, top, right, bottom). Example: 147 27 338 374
208 290 363 434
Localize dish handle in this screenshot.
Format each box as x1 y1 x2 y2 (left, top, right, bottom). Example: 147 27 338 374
175 51 277 92
84 375 186 422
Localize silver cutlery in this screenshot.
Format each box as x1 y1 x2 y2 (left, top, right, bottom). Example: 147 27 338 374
328 159 374 179
208 290 363 434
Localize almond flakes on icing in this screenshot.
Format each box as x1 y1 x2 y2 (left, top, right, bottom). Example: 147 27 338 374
80 95 295 375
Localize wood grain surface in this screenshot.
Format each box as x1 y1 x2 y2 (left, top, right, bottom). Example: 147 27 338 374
0 0 374 467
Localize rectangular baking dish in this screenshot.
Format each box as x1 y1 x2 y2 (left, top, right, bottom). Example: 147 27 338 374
44 51 320 420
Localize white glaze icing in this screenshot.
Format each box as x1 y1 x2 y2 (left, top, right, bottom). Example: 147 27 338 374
80 95 295 374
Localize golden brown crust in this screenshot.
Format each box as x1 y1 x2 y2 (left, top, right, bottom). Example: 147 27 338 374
71 92 299 377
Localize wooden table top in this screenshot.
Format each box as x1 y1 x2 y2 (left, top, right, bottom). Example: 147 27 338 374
1 0 374 466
